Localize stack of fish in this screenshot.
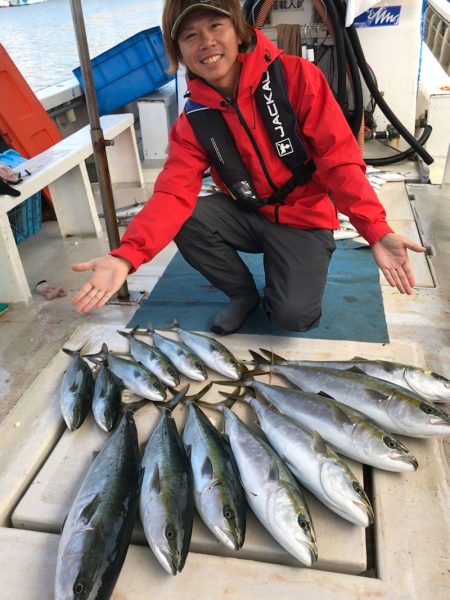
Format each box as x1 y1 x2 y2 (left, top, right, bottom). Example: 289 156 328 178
56 327 450 596
59 321 244 433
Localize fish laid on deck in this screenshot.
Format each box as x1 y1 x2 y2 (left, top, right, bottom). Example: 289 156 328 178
158 320 246 380
251 351 450 438
55 411 140 599
60 348 94 431
183 389 246 550
118 327 180 388
223 406 318 567
139 390 194 575
232 388 374 527
279 355 450 403
223 378 418 472
85 343 167 402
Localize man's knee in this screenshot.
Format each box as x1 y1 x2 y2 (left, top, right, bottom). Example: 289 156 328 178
262 298 321 332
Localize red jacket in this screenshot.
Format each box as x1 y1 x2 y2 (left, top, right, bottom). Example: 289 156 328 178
111 28 392 270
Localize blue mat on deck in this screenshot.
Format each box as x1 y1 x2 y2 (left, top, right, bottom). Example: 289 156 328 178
127 240 389 342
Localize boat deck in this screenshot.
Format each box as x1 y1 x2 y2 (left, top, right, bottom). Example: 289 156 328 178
0 144 449 599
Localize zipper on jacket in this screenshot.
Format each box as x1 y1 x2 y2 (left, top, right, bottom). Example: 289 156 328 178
229 98 278 194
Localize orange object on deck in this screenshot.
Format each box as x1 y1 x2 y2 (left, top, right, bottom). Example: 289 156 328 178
0 44 63 205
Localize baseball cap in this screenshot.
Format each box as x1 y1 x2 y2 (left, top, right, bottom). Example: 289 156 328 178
171 0 232 40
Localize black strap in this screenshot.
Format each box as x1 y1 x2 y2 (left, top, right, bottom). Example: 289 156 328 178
254 59 309 171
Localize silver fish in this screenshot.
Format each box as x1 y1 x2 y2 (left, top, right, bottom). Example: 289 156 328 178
55 411 140 599
162 321 245 380
239 390 373 527
183 394 246 550
253 351 450 438
118 328 180 388
238 379 418 472
92 364 123 432
223 406 318 566
60 348 94 431
276 355 450 403
86 343 166 402
139 401 194 574
146 331 208 382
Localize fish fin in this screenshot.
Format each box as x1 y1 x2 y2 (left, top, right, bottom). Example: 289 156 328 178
331 404 354 426
91 450 100 462
365 388 389 403
351 356 368 361
218 389 242 409
116 329 129 339
196 400 224 414
268 461 280 482
317 390 335 399
186 382 213 403
346 366 367 375
62 347 75 357
248 350 270 365
201 456 215 480
138 466 145 494
150 464 161 495
79 493 102 525
185 444 192 459
61 514 68 533
311 431 328 455
124 399 149 415
259 348 287 364
166 384 190 411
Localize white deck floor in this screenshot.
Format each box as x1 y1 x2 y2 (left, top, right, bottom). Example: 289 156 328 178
0 152 449 599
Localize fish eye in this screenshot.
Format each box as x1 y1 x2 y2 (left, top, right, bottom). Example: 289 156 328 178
74 581 84 595
353 482 363 494
420 402 437 415
194 362 204 370
166 526 176 540
383 435 397 449
223 506 233 520
297 515 309 530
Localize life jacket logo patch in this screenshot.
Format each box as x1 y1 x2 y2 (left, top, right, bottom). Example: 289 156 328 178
276 139 294 157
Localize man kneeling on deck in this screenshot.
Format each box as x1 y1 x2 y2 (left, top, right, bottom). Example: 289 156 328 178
71 0 425 334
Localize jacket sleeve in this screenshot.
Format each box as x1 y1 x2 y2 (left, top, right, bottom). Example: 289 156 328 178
289 57 393 245
110 114 210 270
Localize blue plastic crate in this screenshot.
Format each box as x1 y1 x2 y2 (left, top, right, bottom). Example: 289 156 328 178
8 192 42 244
73 27 174 115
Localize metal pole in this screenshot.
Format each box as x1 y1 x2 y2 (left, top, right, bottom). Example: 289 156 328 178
70 0 130 301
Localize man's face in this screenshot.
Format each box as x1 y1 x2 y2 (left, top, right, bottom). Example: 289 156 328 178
177 10 242 96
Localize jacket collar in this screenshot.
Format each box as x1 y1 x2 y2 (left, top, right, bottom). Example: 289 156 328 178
185 28 283 109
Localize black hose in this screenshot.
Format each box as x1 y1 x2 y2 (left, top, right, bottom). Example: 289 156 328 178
366 125 433 166
341 25 364 136
320 0 347 109
242 0 258 22
346 24 434 165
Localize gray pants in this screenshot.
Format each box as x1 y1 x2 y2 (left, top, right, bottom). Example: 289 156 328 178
175 193 336 332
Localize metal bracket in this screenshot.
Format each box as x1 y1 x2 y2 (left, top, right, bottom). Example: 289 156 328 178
107 290 148 306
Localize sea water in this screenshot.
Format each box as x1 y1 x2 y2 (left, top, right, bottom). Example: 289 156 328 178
0 0 163 91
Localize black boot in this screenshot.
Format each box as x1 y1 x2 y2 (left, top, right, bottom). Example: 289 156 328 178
211 293 260 335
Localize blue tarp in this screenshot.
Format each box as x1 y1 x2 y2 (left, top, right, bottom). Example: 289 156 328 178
128 240 389 343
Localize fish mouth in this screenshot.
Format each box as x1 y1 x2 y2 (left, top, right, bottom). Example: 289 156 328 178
393 454 419 471
430 416 450 427
353 499 374 526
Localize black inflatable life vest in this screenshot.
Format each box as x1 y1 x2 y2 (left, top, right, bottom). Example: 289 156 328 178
185 58 316 211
